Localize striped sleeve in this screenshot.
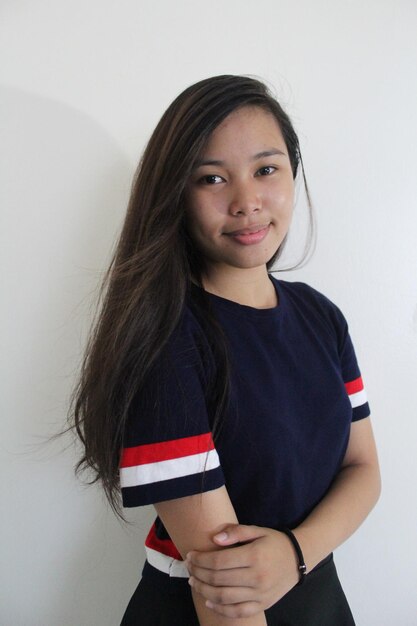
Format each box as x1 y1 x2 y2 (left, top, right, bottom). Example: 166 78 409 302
339 328 371 422
120 309 225 507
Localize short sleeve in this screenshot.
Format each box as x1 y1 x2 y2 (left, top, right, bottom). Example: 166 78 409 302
290 281 371 424
119 308 225 507
337 315 371 422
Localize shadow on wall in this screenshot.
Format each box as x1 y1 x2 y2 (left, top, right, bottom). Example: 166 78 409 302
1 85 150 625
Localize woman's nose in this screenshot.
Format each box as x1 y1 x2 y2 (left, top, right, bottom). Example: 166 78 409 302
228 181 261 215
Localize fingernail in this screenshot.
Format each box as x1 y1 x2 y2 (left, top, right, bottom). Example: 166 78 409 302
214 531 228 541
206 600 214 609
188 577 194 586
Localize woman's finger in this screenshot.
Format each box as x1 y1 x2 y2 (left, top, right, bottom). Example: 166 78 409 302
187 562 256 588
205 599 263 619
212 524 266 546
188 577 259 606
186 541 253 571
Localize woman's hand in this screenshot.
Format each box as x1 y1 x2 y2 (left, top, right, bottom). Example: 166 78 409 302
185 524 300 619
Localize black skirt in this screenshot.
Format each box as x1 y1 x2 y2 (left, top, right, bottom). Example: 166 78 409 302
120 553 355 626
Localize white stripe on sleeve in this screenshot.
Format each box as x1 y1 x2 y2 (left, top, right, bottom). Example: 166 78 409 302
145 546 190 578
120 448 221 488
349 388 367 408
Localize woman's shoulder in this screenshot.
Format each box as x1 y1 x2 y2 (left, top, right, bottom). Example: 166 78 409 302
274 278 344 312
160 298 216 375
171 298 210 346
272 277 349 334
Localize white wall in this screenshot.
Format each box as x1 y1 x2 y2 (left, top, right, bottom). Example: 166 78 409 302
1 1 416 624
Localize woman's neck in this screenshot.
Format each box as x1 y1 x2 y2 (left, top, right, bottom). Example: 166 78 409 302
201 267 278 309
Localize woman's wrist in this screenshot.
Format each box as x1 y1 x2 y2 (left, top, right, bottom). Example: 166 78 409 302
280 528 307 585
290 526 320 573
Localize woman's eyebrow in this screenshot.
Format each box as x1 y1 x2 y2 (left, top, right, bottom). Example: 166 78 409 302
194 149 287 169
253 149 287 160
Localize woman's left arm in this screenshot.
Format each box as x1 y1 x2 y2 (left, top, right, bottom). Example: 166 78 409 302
291 415 381 571
186 417 381 618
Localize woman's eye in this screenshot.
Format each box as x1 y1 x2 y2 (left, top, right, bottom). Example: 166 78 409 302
257 166 276 176
199 174 223 185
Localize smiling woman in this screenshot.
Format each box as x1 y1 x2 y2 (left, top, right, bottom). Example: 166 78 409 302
68 75 380 626
184 106 294 302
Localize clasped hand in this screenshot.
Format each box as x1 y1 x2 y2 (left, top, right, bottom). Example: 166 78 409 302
185 525 300 619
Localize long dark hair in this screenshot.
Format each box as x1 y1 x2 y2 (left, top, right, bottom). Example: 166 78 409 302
68 74 314 518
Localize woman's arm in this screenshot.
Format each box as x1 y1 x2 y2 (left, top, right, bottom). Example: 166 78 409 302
186 417 381 618
154 486 268 626
292 415 381 571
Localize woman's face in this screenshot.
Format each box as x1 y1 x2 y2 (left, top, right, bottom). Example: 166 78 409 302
184 106 295 275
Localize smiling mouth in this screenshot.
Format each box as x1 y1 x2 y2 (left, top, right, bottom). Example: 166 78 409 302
225 223 270 236
224 224 271 245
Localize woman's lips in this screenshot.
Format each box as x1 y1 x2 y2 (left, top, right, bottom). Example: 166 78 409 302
225 224 270 245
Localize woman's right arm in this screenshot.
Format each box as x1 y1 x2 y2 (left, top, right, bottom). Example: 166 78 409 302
155 486 267 626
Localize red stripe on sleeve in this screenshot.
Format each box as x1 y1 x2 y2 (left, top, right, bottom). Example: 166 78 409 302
120 432 215 467
145 522 183 560
344 377 364 395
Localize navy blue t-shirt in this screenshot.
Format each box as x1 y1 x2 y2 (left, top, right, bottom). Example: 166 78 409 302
120 276 370 579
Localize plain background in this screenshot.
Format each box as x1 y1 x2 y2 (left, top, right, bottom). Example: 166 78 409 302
1 1 417 625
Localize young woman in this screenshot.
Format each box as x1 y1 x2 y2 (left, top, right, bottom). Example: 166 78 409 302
70 75 381 625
